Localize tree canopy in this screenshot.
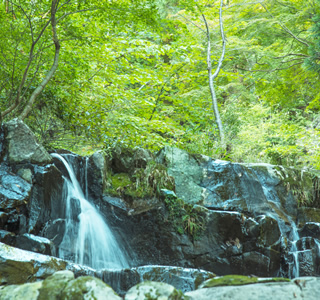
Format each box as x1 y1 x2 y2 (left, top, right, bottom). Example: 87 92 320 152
1 0 319 170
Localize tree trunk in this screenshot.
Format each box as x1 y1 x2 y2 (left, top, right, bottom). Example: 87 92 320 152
201 0 226 146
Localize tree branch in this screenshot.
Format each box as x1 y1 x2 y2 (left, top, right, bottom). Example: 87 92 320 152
261 3 309 47
237 62 302 72
20 0 61 120
149 63 187 121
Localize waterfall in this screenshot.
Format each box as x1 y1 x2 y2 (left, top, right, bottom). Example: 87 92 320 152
51 153 129 270
289 223 300 278
265 210 300 278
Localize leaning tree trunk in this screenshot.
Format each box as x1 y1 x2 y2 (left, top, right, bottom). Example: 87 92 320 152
19 0 60 120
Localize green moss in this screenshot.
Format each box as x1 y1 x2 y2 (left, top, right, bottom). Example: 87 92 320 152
201 275 290 288
105 160 175 200
194 273 215 289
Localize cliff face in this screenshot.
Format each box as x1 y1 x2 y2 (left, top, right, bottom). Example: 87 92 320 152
1 119 320 298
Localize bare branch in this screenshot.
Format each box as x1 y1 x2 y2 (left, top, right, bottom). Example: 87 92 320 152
57 8 97 23
149 63 187 121
273 53 309 59
177 13 206 33
237 62 302 72
261 3 309 47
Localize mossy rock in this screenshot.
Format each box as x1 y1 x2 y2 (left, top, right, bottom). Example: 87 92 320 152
199 275 290 288
0 281 42 300
38 270 74 300
61 276 121 300
125 281 188 300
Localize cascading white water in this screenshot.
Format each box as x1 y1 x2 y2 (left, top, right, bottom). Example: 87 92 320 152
289 223 300 278
52 153 129 270
264 210 300 278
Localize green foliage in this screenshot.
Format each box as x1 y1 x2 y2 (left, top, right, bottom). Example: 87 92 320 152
1 0 320 173
163 194 205 239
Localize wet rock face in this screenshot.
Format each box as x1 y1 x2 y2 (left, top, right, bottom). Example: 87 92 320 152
155 147 316 216
0 165 32 210
102 197 283 277
0 119 64 257
99 265 215 296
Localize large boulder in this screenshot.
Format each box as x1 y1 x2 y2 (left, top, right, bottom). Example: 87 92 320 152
0 242 67 285
61 276 121 300
2 118 52 165
156 146 205 204
125 281 185 300
155 146 318 217
185 276 320 300
0 281 43 300
0 270 121 300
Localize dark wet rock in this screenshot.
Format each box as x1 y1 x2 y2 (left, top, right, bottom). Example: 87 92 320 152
0 230 15 245
69 197 81 221
257 215 281 246
99 265 215 296
102 197 282 277
15 233 54 255
86 151 106 201
3 118 52 165
27 164 64 234
0 166 32 210
154 147 316 217
299 222 320 239
41 219 66 246
0 212 8 227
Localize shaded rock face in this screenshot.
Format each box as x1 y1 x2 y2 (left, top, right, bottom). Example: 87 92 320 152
156 147 317 215
100 147 320 279
0 121 64 256
101 198 284 277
